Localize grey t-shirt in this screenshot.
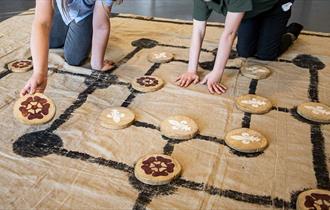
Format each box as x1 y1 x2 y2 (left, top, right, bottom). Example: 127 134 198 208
193 0 278 21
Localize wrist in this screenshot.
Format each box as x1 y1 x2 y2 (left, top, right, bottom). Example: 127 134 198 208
212 68 224 74
91 58 103 70
211 69 223 79
33 69 47 78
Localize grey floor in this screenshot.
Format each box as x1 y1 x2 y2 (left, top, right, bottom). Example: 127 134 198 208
0 0 329 33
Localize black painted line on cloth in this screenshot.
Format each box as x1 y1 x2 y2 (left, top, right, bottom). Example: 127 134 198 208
112 81 131 87
241 112 252 129
0 69 11 79
308 68 319 102
171 59 189 64
277 58 292 64
271 106 290 113
163 142 175 155
117 47 143 66
195 134 225 145
121 89 140 107
248 79 258 94
46 85 97 132
132 192 153 210
172 177 289 210
49 68 89 78
54 148 134 173
310 125 330 190
173 178 291 208
305 59 330 189
157 43 212 53
132 120 159 130
145 63 161 75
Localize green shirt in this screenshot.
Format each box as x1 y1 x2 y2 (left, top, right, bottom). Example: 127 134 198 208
193 0 278 21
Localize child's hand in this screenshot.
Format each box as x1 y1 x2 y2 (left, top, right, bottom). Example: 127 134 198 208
201 71 227 94
101 59 114 71
92 59 114 71
176 71 199 87
20 73 47 97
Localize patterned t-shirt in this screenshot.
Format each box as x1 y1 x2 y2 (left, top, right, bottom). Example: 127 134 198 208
56 0 113 25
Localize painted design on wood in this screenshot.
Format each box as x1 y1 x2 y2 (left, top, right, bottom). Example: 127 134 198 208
12 60 31 68
248 66 268 74
304 193 330 210
137 76 159 87
19 96 50 120
169 120 191 131
154 52 168 59
305 105 330 115
141 156 175 177
231 132 261 144
241 98 266 108
107 109 125 123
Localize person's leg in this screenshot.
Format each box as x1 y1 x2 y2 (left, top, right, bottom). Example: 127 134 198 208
49 2 69 48
64 14 93 66
255 0 292 60
236 17 260 58
280 22 303 54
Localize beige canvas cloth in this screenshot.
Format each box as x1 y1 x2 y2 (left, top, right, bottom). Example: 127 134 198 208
0 10 329 210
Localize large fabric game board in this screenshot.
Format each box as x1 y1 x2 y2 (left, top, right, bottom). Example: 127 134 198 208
0 10 329 209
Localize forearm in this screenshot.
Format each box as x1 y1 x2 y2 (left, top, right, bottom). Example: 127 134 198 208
188 20 206 73
91 21 110 69
30 22 51 77
212 12 244 76
212 31 236 74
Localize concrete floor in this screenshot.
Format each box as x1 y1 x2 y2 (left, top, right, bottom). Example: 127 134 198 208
0 0 329 33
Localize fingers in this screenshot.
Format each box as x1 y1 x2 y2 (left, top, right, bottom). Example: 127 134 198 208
219 84 227 90
213 84 227 94
201 77 207 85
207 83 215 94
179 77 187 87
176 76 191 87
20 84 30 97
101 64 114 72
104 59 114 65
175 75 182 82
183 79 192 87
214 84 225 94
193 76 199 84
29 82 37 95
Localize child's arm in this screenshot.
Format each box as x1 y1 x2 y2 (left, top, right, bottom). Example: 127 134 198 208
201 12 244 94
20 0 53 96
176 19 206 87
90 1 113 71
